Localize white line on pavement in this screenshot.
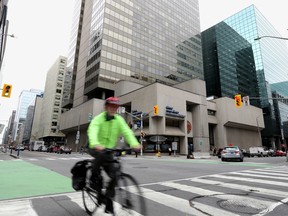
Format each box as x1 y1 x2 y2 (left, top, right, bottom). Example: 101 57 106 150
0 200 38 216
128 186 231 216
210 174 288 187
240 170 288 177
189 178 288 198
230 172 288 181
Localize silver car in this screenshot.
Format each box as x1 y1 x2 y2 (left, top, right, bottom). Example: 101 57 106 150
221 146 243 162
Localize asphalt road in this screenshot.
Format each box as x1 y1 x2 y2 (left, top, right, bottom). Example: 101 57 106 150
1 150 288 216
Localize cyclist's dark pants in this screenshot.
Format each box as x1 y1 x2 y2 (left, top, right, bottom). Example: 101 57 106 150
88 148 117 199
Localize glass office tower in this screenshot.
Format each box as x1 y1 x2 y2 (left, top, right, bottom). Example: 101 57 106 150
202 5 288 147
66 0 203 105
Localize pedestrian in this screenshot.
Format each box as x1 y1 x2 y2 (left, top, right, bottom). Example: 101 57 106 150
135 149 138 158
213 147 217 156
80 147 84 155
168 147 172 156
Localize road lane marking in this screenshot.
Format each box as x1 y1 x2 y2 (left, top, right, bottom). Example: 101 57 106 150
240 170 288 177
255 197 288 216
128 186 235 216
160 181 273 205
45 158 56 160
210 174 288 187
28 159 38 161
230 172 288 181
58 158 70 160
0 200 38 216
189 178 288 198
68 193 143 216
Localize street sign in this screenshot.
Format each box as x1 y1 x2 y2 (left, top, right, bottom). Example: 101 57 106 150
149 136 167 142
172 142 177 150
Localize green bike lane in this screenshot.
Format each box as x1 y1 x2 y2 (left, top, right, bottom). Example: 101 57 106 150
0 159 74 201
0 153 281 201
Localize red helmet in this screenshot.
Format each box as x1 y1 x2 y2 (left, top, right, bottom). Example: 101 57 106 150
105 97 120 106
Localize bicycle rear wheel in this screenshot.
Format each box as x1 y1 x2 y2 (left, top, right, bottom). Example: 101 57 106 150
114 173 146 216
82 187 99 215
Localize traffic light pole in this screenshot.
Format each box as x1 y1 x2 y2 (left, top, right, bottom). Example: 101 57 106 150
140 113 143 156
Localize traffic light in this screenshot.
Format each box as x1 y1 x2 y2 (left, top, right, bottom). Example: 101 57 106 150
153 105 159 115
234 94 242 108
1 84 12 98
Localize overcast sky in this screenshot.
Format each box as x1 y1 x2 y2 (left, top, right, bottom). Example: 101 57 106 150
1 0 288 137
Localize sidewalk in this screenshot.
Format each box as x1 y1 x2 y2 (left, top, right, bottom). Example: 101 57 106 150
0 148 21 159
124 152 218 160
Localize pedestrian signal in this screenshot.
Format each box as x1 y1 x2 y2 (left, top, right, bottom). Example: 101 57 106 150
1 84 12 98
153 105 159 115
234 94 242 108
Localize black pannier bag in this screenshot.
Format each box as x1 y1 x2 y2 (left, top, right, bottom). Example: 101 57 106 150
71 160 89 191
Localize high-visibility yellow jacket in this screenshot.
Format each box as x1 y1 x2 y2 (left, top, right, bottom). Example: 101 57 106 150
87 112 139 149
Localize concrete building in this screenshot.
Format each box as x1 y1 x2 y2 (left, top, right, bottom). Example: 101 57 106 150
39 56 67 145
0 0 9 82
30 95 43 141
59 1 265 155
22 105 34 144
60 80 264 156
62 0 203 109
14 89 43 143
201 5 288 148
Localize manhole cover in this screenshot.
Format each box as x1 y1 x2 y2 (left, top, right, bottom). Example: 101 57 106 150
218 199 268 214
133 166 148 169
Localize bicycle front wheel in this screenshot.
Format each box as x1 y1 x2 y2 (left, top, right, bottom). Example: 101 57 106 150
114 173 146 216
82 187 98 215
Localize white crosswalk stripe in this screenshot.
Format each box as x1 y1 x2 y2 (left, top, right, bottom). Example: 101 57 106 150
0 200 38 216
240 170 288 177
0 166 288 215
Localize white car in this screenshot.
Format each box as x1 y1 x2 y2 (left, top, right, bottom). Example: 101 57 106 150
249 146 268 157
15 144 25 151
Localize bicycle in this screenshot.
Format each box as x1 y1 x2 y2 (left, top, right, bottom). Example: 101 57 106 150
81 149 146 215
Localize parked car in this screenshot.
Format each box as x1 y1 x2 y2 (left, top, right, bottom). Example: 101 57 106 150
275 150 286 157
221 146 244 162
241 149 251 157
47 145 60 153
37 145 48 152
15 144 25 151
249 146 268 157
268 148 275 157
57 146 72 154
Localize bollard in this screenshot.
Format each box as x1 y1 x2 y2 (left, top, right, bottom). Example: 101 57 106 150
17 148 20 158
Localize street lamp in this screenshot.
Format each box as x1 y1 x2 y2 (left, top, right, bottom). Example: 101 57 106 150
254 36 288 41
256 114 264 146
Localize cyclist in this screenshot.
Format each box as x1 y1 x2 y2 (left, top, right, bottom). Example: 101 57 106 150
87 96 141 214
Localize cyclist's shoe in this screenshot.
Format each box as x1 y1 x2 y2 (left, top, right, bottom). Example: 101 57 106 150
104 198 114 214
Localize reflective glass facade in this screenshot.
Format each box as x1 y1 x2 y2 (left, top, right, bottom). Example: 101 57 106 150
202 5 288 147
202 5 288 108
83 0 203 97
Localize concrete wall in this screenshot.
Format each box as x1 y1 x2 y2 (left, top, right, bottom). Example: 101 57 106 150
213 97 264 149
73 0 93 107
118 81 210 155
